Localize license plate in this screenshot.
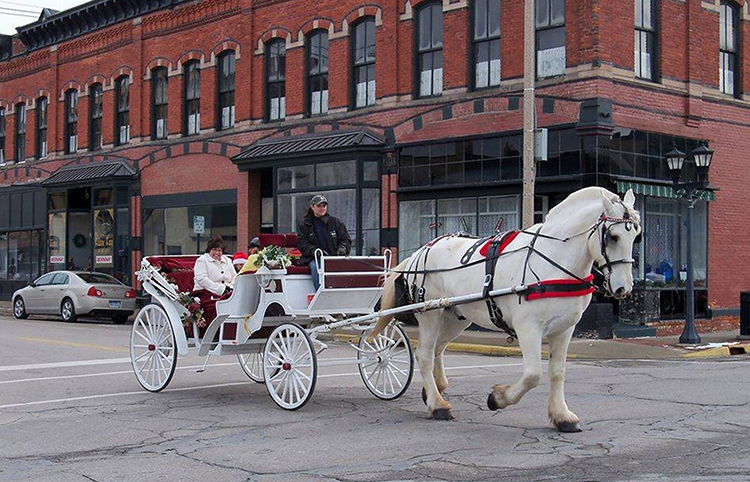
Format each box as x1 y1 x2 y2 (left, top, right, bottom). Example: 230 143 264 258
109 301 122 309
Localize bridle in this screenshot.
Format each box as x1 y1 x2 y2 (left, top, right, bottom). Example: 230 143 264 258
590 211 640 297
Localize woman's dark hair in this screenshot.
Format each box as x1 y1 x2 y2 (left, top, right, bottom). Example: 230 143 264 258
205 236 226 253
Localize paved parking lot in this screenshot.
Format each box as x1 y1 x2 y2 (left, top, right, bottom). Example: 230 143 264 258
1 314 749 482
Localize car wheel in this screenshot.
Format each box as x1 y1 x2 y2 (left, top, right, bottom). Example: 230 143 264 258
112 315 129 325
13 297 28 319
61 298 77 322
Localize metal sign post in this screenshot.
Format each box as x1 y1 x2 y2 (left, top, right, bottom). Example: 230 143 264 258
193 215 205 254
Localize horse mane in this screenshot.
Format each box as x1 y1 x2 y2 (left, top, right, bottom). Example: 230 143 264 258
544 186 639 234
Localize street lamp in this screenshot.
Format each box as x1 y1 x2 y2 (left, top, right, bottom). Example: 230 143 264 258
665 142 714 344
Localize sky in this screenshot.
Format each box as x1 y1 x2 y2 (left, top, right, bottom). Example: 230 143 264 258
1 0 90 35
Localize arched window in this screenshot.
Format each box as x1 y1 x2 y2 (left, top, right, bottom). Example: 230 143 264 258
416 2 443 97
36 97 47 159
536 0 565 78
635 0 657 80
64 90 78 154
472 0 501 89
217 51 236 130
720 1 739 96
0 108 5 163
151 67 168 139
307 30 329 116
184 61 200 135
352 18 376 108
114 76 130 145
15 103 26 162
89 84 103 150
266 39 286 121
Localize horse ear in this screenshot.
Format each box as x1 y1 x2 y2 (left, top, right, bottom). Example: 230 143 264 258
601 191 617 215
623 189 636 209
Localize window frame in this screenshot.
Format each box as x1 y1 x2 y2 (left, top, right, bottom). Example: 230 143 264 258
151 67 168 140
89 83 103 151
535 0 566 79
217 50 236 130
265 39 287 122
64 89 78 154
35 97 47 159
414 1 444 98
114 76 130 146
306 29 330 117
350 17 377 109
719 1 740 97
0 108 5 163
470 0 502 90
15 103 26 163
183 61 201 136
634 0 658 81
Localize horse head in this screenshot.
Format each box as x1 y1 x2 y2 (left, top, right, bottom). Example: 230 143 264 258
588 188 641 299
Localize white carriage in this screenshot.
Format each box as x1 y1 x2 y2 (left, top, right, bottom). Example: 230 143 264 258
130 236 414 410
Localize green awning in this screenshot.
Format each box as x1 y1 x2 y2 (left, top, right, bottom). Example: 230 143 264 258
615 181 715 201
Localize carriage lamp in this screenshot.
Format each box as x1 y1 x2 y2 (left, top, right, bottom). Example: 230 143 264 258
664 142 714 344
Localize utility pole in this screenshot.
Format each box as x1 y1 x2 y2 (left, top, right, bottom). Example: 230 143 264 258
522 0 536 228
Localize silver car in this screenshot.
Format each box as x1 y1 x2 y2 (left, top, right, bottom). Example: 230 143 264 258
12 271 137 324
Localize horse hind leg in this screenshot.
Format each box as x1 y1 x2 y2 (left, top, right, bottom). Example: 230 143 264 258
546 326 582 433
487 326 543 411
430 311 471 399
415 312 454 420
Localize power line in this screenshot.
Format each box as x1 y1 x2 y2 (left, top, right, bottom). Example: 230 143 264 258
0 1 47 9
0 9 37 18
0 5 39 13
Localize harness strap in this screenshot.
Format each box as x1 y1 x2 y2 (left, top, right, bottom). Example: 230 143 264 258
483 232 518 339
461 235 493 265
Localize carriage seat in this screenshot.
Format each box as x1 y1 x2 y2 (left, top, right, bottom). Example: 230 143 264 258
146 256 200 293
258 233 311 275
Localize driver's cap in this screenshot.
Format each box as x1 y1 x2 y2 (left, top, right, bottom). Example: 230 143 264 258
310 195 328 206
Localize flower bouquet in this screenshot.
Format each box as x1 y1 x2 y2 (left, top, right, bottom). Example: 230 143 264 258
177 292 205 330
254 245 292 270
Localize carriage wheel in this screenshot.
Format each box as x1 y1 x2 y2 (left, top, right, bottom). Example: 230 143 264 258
238 351 265 383
358 323 414 400
263 323 317 410
130 304 177 392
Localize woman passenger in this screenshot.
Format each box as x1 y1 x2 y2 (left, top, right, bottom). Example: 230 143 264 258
193 236 235 326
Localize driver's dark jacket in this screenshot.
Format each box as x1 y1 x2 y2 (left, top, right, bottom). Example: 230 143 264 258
297 209 352 263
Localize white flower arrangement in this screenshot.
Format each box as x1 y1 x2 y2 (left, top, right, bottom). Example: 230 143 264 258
254 245 293 269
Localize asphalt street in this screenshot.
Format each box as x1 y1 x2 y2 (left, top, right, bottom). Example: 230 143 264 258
1 314 749 482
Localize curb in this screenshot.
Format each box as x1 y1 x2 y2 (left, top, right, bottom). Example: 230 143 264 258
680 343 750 358
329 333 569 359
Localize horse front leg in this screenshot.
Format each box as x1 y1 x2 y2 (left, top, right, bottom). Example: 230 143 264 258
487 325 542 411
416 313 454 420
431 313 472 399
547 326 582 432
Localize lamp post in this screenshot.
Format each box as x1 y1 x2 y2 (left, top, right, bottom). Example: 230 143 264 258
664 143 714 344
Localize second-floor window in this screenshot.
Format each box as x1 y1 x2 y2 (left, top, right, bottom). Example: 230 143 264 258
36 97 47 158
184 61 200 135
15 104 25 162
473 0 501 89
218 51 236 130
266 40 286 121
152 67 168 139
352 18 376 108
307 30 329 116
65 90 78 154
0 108 5 163
720 1 739 96
90 84 103 150
416 2 443 97
635 0 656 80
536 0 565 78
115 76 130 145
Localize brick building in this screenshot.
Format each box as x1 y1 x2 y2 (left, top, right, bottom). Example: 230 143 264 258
0 0 747 323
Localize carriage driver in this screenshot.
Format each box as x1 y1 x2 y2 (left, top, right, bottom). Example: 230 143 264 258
297 195 352 291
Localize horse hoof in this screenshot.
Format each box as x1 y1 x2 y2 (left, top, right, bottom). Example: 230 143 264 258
422 387 427 405
431 408 454 420
556 420 582 433
487 393 500 411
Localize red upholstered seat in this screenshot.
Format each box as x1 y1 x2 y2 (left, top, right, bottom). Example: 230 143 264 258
146 256 200 293
259 233 287 248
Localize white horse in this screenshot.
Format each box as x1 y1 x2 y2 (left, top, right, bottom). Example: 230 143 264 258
370 187 641 431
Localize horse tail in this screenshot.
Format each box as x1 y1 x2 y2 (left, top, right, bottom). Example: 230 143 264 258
368 259 409 341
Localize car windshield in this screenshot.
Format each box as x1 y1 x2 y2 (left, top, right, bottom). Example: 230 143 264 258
76 273 123 285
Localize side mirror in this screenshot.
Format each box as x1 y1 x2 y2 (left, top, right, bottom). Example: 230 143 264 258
29 282 36 288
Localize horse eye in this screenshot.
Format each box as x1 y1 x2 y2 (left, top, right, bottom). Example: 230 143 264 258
609 234 619 243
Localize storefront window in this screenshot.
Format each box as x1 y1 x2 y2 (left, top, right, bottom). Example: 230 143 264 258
0 233 7 279
362 188 380 255
143 204 237 256
94 208 114 269
48 212 66 270
8 231 30 280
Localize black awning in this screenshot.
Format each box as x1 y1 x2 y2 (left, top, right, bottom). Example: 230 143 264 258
232 130 385 167
41 161 137 186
